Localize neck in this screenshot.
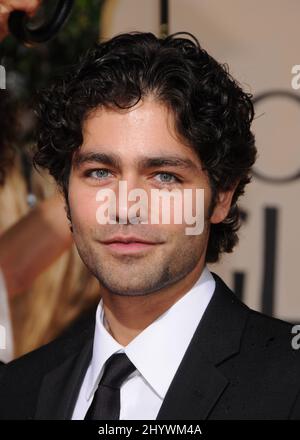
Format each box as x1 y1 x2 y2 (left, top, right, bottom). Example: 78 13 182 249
100 260 206 346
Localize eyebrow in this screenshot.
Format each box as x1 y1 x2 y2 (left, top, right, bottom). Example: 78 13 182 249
73 152 122 169
73 151 200 172
138 156 199 171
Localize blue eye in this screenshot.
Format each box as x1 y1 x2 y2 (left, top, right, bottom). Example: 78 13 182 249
154 172 180 184
88 169 112 179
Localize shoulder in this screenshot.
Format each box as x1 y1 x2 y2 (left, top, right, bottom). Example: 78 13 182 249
212 271 300 367
0 310 95 393
245 306 300 365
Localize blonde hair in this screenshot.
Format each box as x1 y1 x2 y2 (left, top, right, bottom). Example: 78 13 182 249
0 154 100 358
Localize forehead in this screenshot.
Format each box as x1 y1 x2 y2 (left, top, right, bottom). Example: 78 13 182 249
80 99 200 165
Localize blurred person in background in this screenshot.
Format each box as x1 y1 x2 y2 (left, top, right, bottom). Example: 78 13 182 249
0 0 100 363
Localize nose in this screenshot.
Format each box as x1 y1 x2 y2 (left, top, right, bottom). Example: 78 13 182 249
115 174 148 225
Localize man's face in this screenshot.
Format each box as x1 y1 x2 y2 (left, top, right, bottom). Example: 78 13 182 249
68 99 219 297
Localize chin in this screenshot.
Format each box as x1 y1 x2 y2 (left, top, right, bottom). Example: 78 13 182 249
100 278 161 297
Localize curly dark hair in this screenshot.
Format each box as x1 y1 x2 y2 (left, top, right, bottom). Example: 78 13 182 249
33 31 257 263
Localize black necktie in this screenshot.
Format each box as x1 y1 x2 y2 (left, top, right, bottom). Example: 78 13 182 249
84 353 136 420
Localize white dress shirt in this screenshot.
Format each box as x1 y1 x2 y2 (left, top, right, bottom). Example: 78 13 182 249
72 266 215 420
0 268 14 363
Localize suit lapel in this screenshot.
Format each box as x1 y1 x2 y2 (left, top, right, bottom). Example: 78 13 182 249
156 273 250 420
156 352 229 420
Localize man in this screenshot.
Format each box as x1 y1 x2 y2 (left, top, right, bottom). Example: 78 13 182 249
0 31 299 420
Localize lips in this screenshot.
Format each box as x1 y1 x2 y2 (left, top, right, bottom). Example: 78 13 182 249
100 235 161 254
101 235 158 245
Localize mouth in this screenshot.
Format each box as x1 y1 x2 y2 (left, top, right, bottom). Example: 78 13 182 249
102 241 159 254
100 236 163 255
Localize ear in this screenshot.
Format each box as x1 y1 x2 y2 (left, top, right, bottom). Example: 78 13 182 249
210 184 238 224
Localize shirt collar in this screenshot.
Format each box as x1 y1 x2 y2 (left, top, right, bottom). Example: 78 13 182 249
86 266 215 401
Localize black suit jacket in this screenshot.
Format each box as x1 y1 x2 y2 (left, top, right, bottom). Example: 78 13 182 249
0 273 300 420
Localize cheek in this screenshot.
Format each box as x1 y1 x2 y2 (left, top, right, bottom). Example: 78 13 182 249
146 187 210 226
159 220 208 245
68 183 100 229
